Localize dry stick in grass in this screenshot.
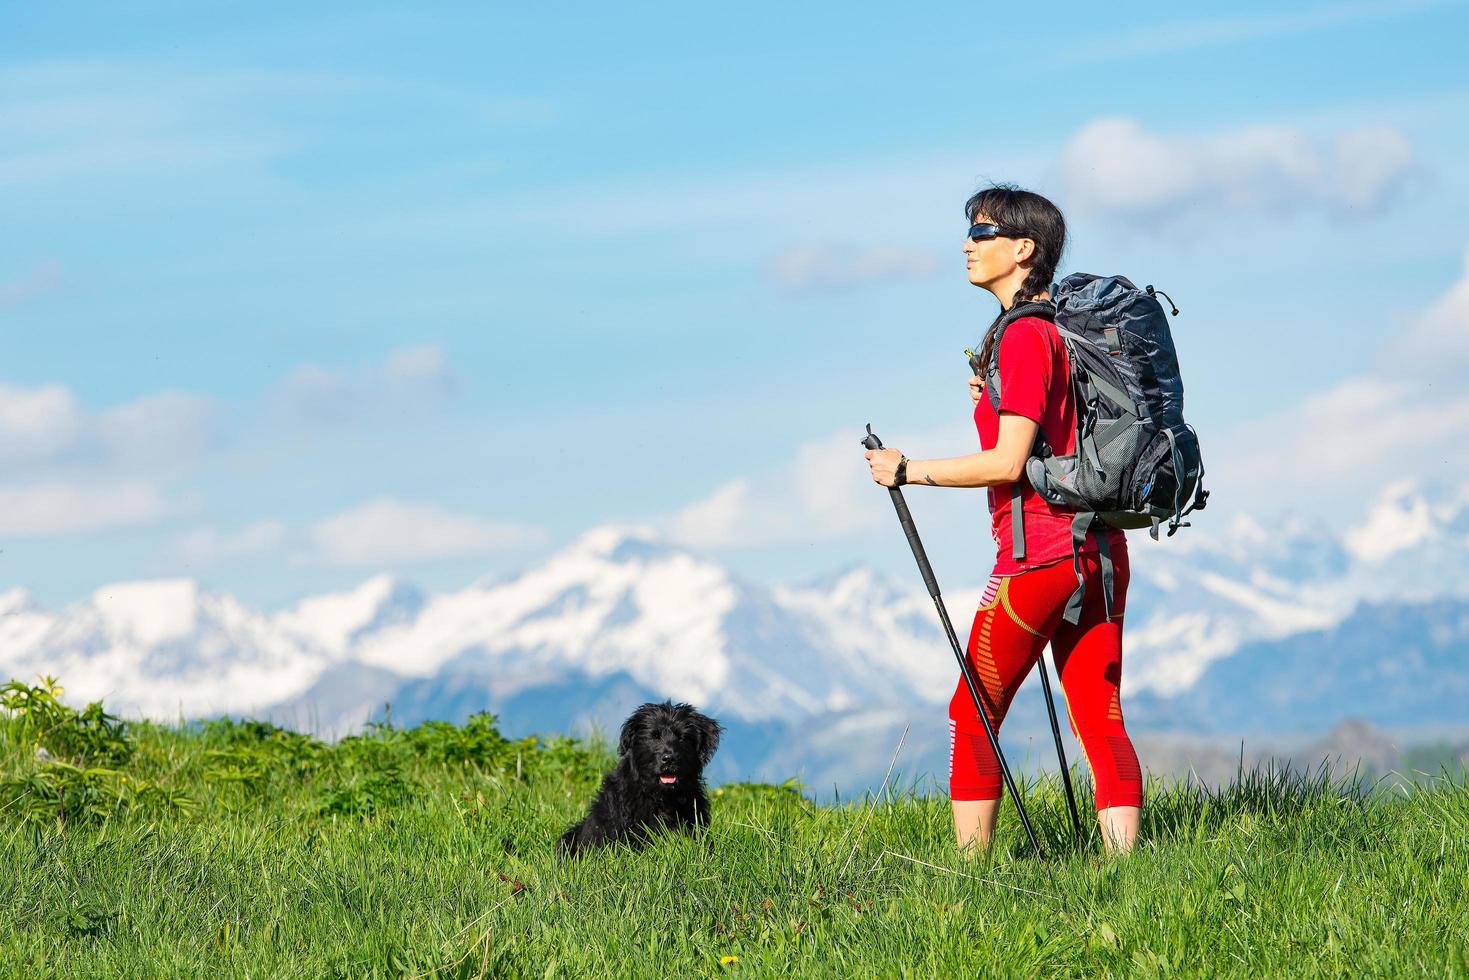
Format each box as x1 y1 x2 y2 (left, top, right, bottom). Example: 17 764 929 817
724 818 781 842
838 724 908 876
408 897 515 980
871 850 1063 904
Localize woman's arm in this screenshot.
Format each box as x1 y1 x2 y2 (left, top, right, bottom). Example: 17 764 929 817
864 412 1039 489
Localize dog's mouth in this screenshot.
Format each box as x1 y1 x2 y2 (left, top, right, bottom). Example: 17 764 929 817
658 773 678 785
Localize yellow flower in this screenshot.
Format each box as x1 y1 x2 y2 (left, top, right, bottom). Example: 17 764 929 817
720 955 740 965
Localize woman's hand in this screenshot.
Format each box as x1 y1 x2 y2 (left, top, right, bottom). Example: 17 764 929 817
865 447 903 487
969 376 985 404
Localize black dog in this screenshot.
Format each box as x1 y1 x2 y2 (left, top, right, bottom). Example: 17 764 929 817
557 701 722 857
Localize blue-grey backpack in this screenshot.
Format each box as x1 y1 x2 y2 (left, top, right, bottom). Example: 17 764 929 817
970 273 1209 624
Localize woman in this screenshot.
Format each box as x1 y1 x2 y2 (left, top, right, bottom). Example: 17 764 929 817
864 184 1142 854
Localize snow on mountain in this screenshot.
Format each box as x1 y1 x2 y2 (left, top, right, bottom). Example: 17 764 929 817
1121 481 1469 695
1129 596 1469 734
773 565 971 702
1344 480 1439 563
345 525 941 720
276 574 424 655
0 579 336 719
3 482 1468 736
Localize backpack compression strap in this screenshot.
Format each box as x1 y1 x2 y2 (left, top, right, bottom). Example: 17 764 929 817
1063 512 1116 625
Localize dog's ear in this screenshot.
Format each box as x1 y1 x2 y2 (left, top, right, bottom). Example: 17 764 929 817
691 711 723 768
619 703 652 759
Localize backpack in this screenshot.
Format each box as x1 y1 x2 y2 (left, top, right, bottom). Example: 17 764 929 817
967 273 1209 624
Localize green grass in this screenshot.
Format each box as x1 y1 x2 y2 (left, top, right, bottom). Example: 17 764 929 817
3 677 1467 978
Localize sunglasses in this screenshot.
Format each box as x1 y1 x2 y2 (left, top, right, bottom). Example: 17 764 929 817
967 222 1026 242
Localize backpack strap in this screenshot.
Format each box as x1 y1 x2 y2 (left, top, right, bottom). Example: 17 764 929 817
981 301 1055 562
1161 427 1202 537
1179 423 1210 518
1062 512 1116 625
1052 328 1139 484
1062 512 1091 624
1095 523 1116 622
1011 482 1026 561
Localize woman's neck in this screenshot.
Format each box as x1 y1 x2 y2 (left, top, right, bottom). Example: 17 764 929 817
1000 289 1051 310
992 266 1049 310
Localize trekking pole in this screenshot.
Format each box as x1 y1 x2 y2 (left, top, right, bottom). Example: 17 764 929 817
1036 653 1084 841
861 424 1044 858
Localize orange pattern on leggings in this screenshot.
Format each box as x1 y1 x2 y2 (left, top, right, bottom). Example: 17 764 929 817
970 611 1001 727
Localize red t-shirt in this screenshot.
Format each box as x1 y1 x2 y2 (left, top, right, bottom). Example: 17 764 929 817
973 315 1127 574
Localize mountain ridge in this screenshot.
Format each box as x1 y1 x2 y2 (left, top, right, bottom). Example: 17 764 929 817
2 485 1467 765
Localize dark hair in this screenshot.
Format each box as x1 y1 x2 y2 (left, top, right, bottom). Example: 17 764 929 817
965 183 1068 370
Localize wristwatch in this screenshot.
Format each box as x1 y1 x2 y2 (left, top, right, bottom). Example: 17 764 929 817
895 455 909 487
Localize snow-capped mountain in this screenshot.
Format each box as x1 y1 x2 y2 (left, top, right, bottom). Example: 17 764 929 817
322 526 958 721
0 579 341 719
1120 479 1469 697
3 481 1467 787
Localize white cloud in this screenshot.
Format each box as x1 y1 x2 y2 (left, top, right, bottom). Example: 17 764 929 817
0 382 210 541
0 260 62 307
0 482 171 537
1387 247 1469 380
1059 117 1419 221
666 481 755 549
1343 482 1435 563
307 498 545 567
665 430 888 549
163 521 288 566
1207 249 1469 509
0 383 87 463
96 391 215 468
272 344 458 424
1332 127 1416 209
1054 0 1454 65
0 382 213 471
383 344 457 393
767 245 942 292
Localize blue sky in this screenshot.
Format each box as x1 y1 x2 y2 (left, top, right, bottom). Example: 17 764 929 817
3 0 1468 608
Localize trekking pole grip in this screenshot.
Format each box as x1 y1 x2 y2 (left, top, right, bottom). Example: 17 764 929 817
863 424 941 599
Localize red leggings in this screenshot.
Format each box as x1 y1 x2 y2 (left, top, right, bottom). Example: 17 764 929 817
948 549 1142 809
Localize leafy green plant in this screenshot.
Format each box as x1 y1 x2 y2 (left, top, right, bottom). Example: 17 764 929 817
314 767 408 818
1 760 195 826
713 778 810 806
1 677 133 767
399 712 522 766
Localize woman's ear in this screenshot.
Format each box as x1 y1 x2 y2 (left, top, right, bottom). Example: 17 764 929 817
1014 238 1036 264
